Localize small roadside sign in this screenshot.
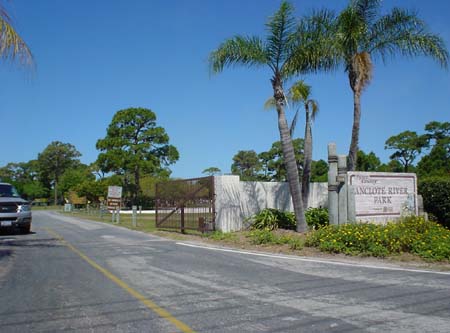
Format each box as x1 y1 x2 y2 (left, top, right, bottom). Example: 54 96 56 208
108 186 122 199
107 186 122 210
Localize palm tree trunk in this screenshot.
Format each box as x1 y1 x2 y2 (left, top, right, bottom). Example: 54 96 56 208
302 104 312 208
348 82 361 171
272 74 307 232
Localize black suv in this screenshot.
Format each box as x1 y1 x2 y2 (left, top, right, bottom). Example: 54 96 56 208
0 183 32 233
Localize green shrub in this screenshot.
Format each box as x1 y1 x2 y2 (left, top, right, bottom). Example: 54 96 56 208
287 237 304 250
419 177 450 228
305 207 329 230
305 216 450 261
205 231 237 242
248 208 296 231
247 230 304 250
249 207 329 231
248 229 277 244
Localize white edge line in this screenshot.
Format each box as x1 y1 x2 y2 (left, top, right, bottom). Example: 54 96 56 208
176 242 450 276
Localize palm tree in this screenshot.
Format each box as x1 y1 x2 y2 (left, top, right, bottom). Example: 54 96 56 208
0 3 33 65
209 2 334 232
264 80 319 208
333 0 448 171
288 81 318 208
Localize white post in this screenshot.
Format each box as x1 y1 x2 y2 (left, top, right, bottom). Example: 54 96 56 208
132 205 137 227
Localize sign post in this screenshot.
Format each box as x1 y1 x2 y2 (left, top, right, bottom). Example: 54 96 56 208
107 186 122 223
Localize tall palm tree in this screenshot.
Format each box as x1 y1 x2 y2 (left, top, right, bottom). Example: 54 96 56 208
0 3 33 65
264 80 319 208
288 81 318 208
334 0 448 171
209 2 334 232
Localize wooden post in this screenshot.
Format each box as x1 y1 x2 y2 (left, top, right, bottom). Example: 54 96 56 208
180 206 185 234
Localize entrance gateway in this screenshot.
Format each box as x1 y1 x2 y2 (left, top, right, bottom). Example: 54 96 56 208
155 176 215 233
327 143 418 225
155 143 420 232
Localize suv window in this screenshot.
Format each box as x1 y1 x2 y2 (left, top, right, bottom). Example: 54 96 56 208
0 184 20 198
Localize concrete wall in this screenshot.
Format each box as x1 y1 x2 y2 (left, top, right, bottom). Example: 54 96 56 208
214 175 327 232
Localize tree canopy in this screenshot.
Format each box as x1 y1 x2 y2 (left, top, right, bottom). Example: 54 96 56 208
385 131 428 172
331 0 448 170
37 141 81 204
416 121 450 178
202 167 222 176
96 107 179 204
231 150 262 181
356 150 382 172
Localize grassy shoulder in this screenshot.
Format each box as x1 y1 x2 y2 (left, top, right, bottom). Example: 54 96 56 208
60 209 157 233
57 209 450 270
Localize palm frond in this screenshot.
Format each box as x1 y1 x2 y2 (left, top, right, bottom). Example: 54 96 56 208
284 9 338 77
308 100 319 121
289 108 299 137
265 1 296 71
336 6 366 64
288 80 310 104
350 0 381 26
352 51 373 91
369 8 449 67
0 10 33 66
264 97 276 110
209 36 268 74
264 95 290 111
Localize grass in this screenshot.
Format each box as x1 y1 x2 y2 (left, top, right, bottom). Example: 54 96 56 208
61 209 157 233
60 208 207 235
31 205 62 211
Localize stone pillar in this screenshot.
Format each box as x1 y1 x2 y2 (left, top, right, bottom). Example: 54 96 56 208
347 186 356 223
338 155 348 225
328 143 339 225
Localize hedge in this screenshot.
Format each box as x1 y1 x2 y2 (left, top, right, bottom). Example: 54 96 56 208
418 177 450 228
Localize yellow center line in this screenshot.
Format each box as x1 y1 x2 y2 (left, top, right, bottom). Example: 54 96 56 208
45 227 196 333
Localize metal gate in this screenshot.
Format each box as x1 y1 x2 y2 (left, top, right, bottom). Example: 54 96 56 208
155 176 215 232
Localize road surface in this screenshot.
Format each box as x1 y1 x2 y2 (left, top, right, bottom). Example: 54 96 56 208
0 211 449 332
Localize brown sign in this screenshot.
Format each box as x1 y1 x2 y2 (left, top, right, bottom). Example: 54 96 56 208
107 198 121 210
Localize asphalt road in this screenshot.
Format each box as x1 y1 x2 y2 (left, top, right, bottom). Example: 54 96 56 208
0 211 449 333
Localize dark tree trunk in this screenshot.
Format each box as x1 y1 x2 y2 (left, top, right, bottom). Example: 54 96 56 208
54 179 58 206
302 103 312 208
348 69 361 171
134 165 140 206
271 73 307 232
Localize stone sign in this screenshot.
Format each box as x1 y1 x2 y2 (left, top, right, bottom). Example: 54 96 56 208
347 172 417 223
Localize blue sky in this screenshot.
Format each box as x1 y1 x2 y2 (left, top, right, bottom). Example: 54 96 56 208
1 0 449 178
